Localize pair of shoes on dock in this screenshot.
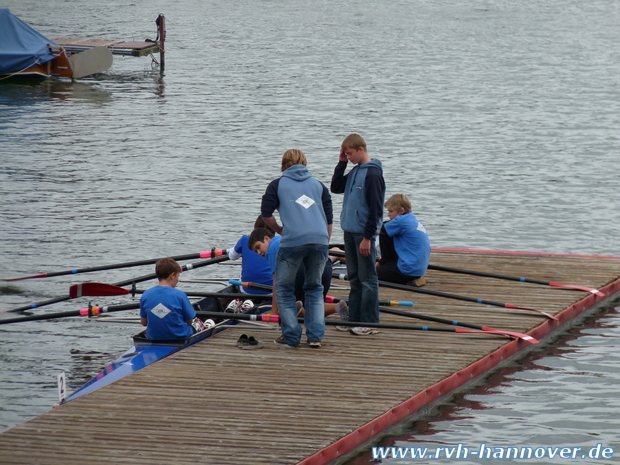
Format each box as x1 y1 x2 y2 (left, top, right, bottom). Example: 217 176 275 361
237 334 263 349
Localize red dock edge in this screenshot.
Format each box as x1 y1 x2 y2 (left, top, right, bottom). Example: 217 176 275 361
300 251 620 465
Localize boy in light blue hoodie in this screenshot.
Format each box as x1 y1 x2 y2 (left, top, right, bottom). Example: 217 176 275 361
260 149 333 348
377 194 431 286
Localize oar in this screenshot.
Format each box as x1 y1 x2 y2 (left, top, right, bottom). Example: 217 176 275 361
195 311 538 344
0 303 140 325
332 272 558 320
378 306 536 342
1 249 229 282
2 254 231 313
428 263 604 296
324 295 535 342
327 249 602 297
69 282 273 301
325 296 415 307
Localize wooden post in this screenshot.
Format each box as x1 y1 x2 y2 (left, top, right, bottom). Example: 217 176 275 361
156 14 165 73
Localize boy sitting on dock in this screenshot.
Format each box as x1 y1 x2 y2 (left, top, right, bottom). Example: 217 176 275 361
377 194 431 287
139 258 199 340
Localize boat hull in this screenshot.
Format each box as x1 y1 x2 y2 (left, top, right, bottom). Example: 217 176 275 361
62 285 266 403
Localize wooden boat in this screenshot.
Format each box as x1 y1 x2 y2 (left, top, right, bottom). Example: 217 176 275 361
62 284 269 403
0 8 163 80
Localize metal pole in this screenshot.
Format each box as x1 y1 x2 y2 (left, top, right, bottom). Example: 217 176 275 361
156 14 166 73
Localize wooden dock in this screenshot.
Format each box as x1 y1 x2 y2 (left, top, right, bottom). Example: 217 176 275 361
1 249 619 464
50 37 160 57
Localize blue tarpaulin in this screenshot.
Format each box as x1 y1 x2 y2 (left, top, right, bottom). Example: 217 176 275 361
0 8 58 74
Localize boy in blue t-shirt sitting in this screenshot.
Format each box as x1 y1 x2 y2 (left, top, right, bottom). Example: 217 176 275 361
377 194 431 287
228 216 275 295
139 258 198 340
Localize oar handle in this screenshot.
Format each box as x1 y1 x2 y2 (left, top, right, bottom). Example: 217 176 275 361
229 280 273 292
79 303 140 316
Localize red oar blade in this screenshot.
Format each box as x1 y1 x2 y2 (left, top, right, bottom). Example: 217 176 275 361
69 283 130 298
549 282 604 297
480 326 539 343
504 304 558 320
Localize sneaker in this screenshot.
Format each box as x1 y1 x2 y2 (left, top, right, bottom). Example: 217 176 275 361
406 276 427 287
334 301 349 331
239 335 263 350
225 299 242 313
191 318 207 333
274 335 296 348
236 334 249 347
349 326 379 336
203 319 215 330
239 299 254 312
306 340 321 348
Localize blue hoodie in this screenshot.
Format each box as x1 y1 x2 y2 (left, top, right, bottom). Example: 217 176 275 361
331 159 385 239
261 165 333 247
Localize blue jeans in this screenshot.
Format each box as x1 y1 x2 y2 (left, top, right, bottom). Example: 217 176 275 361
276 244 328 346
344 231 380 323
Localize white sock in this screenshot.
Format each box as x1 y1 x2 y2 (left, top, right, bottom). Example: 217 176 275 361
335 300 348 316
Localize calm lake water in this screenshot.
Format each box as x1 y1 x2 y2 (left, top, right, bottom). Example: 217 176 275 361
1 0 619 462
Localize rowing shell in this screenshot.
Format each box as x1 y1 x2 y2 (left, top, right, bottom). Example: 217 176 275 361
62 285 268 404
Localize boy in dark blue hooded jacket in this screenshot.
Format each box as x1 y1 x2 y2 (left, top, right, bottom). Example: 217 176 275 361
331 134 386 336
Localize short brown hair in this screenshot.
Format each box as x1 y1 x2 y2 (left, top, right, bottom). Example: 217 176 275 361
385 193 412 214
248 228 274 250
155 258 181 280
281 149 307 172
341 133 366 150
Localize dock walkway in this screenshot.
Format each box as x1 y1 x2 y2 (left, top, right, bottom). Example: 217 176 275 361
50 37 160 57
1 249 619 464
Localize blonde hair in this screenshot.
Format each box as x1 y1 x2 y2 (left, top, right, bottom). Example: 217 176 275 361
341 133 367 150
281 149 307 171
385 194 412 214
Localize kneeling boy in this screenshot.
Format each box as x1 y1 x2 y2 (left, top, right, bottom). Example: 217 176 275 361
377 194 431 286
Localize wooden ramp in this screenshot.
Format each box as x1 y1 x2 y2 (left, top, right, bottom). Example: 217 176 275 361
1 250 619 464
